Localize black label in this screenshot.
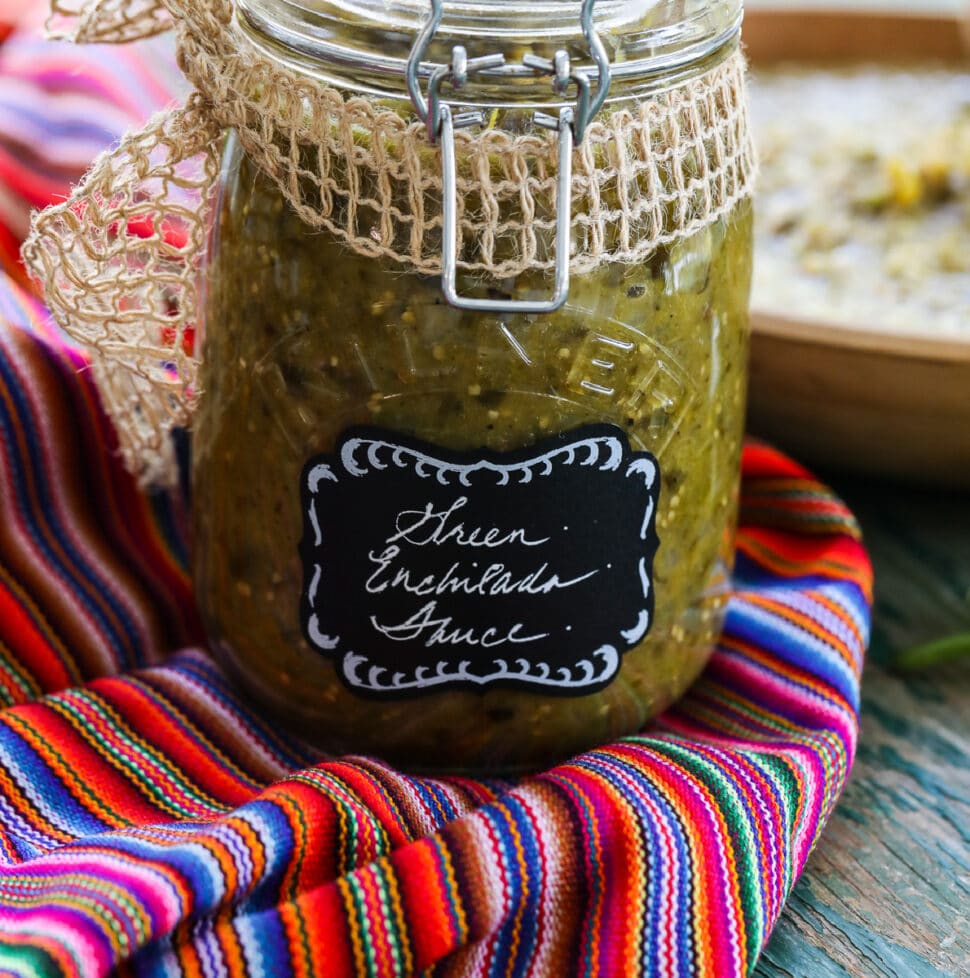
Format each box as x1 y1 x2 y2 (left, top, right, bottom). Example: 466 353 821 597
299 424 660 697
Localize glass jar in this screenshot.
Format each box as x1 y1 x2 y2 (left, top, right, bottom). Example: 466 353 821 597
194 0 754 773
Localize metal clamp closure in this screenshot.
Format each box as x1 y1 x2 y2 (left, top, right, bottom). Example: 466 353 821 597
406 0 612 314
412 45 506 145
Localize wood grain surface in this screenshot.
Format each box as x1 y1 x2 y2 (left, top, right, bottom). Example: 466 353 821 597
743 7 970 62
748 316 970 488
754 476 970 977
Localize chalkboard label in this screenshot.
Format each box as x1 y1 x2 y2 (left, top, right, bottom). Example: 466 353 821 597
299 424 660 697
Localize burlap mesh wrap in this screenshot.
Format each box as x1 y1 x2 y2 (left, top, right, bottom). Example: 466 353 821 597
25 0 757 486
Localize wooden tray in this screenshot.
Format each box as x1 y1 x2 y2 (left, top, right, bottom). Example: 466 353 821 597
743 8 970 488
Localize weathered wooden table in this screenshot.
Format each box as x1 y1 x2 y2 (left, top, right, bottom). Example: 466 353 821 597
754 476 970 978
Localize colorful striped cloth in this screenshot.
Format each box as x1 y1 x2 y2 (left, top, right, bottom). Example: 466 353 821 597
0 268 872 977
0 16 873 976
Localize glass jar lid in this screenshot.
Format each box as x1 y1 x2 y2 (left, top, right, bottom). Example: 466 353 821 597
238 0 744 104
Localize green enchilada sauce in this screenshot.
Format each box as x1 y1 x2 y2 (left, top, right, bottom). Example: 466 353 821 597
193 136 752 772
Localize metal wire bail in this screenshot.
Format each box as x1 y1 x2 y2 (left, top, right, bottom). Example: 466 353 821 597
405 0 612 314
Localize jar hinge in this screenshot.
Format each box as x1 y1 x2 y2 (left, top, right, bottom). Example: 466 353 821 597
406 0 612 314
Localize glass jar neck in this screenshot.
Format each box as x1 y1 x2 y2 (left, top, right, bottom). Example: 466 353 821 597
237 0 744 106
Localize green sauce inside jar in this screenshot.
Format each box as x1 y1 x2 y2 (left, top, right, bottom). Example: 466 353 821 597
193 0 754 772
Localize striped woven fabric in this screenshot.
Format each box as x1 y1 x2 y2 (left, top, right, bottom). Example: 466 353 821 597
0 266 872 977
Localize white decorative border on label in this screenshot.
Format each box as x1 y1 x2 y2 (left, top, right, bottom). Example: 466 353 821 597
301 428 659 695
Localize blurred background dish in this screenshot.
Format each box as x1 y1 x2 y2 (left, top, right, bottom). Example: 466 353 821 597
745 4 970 487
